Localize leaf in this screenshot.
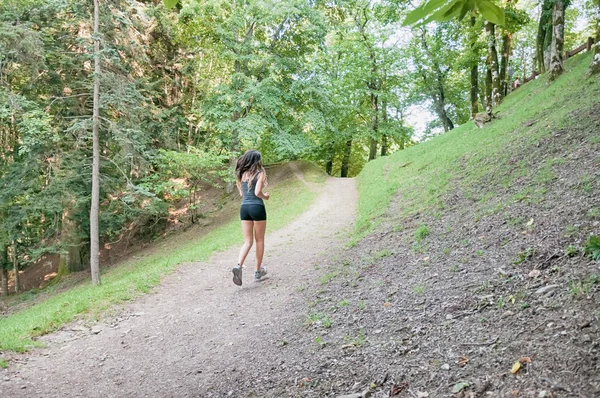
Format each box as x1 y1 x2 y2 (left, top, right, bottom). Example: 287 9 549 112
519 356 532 364
451 382 470 393
402 0 448 26
163 0 178 9
435 0 464 21
459 0 475 20
420 0 462 25
476 0 506 26
510 361 521 374
528 270 541 278
457 355 469 367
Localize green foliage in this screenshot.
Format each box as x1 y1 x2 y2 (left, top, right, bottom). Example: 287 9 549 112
415 225 430 243
163 0 179 9
404 0 506 27
584 235 600 261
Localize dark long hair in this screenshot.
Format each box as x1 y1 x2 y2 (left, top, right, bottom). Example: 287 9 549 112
235 150 264 189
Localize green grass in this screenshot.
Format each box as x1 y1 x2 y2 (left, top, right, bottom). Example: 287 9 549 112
0 163 325 353
355 54 599 238
305 312 332 328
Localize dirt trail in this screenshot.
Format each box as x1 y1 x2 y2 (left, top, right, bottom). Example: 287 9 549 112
1 173 357 397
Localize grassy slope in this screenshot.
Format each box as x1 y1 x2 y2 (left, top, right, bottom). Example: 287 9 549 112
0 161 325 353
356 53 599 239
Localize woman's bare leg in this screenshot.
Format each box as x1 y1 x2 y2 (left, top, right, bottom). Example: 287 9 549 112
253 220 267 271
237 221 254 266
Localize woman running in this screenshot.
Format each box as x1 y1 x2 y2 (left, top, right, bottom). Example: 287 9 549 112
232 150 270 286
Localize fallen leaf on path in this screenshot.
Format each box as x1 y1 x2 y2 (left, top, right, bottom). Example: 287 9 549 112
519 356 532 364
511 361 521 374
451 382 470 393
298 377 311 387
528 270 541 278
457 355 469 367
390 382 408 396
384 302 391 307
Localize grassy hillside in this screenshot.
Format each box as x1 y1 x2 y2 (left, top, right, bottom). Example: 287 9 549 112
287 53 599 397
356 53 599 240
0 161 326 354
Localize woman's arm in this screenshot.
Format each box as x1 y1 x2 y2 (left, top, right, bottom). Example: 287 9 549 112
236 179 242 197
254 172 270 200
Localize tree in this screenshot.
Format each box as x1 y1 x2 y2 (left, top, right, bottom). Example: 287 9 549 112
485 20 502 106
90 0 101 286
549 0 566 80
587 0 600 76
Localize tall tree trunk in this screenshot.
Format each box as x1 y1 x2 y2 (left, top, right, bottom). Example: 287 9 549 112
470 16 479 118
485 21 502 106
341 139 352 178
381 99 388 156
325 159 333 175
543 22 553 70
499 31 512 97
537 0 553 73
420 30 454 131
588 0 600 76
549 0 565 80
90 0 101 286
485 66 493 111
1 246 8 296
12 242 19 293
368 92 378 161
58 207 85 277
226 59 243 194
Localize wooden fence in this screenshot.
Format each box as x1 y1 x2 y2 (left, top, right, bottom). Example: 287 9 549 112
520 37 596 85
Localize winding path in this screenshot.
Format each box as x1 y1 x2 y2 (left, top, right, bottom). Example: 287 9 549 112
2 170 357 397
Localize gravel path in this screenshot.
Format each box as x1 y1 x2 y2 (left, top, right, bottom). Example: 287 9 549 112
1 174 357 398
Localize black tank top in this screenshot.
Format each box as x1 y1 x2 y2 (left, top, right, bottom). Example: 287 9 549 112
241 171 264 206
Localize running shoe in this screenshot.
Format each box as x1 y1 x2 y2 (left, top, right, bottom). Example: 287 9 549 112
232 265 243 286
254 267 267 282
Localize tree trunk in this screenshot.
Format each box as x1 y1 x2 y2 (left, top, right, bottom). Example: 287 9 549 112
485 66 493 111
90 0 101 286
368 93 378 161
59 207 85 275
537 0 553 73
543 23 553 70
12 242 19 293
485 21 502 106
470 17 479 118
325 159 333 176
589 13 600 75
499 31 512 97
1 246 8 296
341 139 352 178
381 99 388 156
549 0 565 80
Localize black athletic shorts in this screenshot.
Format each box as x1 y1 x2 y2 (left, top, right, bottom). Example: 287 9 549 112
240 204 267 221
